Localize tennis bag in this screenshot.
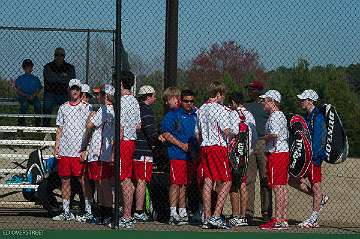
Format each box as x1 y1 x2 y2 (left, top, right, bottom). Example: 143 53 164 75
288 115 312 178
228 114 250 191
316 104 348 164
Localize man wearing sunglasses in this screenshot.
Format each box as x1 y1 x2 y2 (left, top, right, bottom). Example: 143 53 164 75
43 47 76 126
160 89 197 226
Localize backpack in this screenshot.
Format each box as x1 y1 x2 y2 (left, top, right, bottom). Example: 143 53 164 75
288 114 312 178
311 104 348 164
228 110 250 191
22 150 57 201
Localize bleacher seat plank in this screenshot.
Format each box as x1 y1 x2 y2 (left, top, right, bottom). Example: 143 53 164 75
0 154 53 160
0 184 39 189
0 140 55 147
0 126 56 133
0 113 56 118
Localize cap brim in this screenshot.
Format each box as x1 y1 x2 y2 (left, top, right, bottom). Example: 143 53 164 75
297 94 306 100
259 95 266 99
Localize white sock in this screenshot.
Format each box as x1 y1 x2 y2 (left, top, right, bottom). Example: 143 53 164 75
179 208 187 217
63 199 70 214
170 207 177 216
85 199 92 214
309 211 319 222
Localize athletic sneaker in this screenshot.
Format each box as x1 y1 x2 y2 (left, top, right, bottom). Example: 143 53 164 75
201 219 211 229
259 218 289 231
169 214 181 226
229 216 248 227
75 213 94 223
115 217 135 229
298 218 319 228
320 194 329 210
52 212 75 221
208 216 230 229
178 215 189 225
134 212 150 222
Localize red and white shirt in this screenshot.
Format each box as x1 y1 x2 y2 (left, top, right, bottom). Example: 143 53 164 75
195 102 232 147
56 101 92 157
264 110 289 153
87 104 115 162
121 95 141 140
229 107 257 152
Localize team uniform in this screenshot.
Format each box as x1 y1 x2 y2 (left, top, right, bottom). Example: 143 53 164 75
120 94 141 180
161 107 197 185
229 106 258 184
87 104 115 181
196 102 235 183
264 111 289 188
56 100 92 177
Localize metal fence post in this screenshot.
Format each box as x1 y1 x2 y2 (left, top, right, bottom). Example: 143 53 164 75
85 30 90 84
164 0 179 89
113 0 122 229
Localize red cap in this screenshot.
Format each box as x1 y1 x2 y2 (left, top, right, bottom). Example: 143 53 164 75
247 81 264 90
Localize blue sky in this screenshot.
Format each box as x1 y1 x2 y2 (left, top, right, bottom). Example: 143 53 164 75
0 0 359 81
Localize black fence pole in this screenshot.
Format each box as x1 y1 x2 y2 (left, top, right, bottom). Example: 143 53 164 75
85 30 90 84
164 0 179 89
113 0 122 229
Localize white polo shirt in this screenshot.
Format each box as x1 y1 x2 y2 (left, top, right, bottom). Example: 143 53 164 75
196 102 232 147
56 101 92 157
264 110 289 153
229 107 258 151
121 94 141 140
87 104 115 162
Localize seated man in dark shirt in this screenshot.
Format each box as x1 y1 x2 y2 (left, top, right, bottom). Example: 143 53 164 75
42 47 76 126
15 59 42 126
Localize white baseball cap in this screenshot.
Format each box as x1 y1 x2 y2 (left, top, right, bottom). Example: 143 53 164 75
81 84 90 93
68 79 82 89
259 90 281 103
101 84 115 96
138 85 155 95
297 89 319 101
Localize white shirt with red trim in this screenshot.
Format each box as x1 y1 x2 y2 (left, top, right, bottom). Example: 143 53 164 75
87 104 115 162
121 95 141 140
229 107 258 151
196 102 232 147
56 100 92 157
264 110 289 153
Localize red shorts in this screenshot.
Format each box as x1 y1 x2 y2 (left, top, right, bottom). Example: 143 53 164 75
133 160 153 183
58 156 85 177
170 160 190 185
303 162 322 185
119 140 135 180
266 152 290 188
242 175 247 184
88 161 114 181
198 146 232 183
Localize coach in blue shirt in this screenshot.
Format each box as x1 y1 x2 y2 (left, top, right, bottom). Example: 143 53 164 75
15 59 42 126
160 89 197 225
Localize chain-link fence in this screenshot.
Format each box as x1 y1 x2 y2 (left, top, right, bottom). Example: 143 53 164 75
0 0 359 235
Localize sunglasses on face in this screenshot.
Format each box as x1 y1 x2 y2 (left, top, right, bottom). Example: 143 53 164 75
182 99 194 103
54 54 65 57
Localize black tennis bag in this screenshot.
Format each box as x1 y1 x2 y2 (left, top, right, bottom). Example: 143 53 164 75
228 115 250 192
288 115 312 178
317 104 348 164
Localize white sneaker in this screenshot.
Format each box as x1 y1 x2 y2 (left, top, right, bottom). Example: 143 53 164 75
298 218 319 228
320 194 329 210
134 212 150 222
52 212 75 221
229 216 248 227
109 217 135 229
75 213 94 223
